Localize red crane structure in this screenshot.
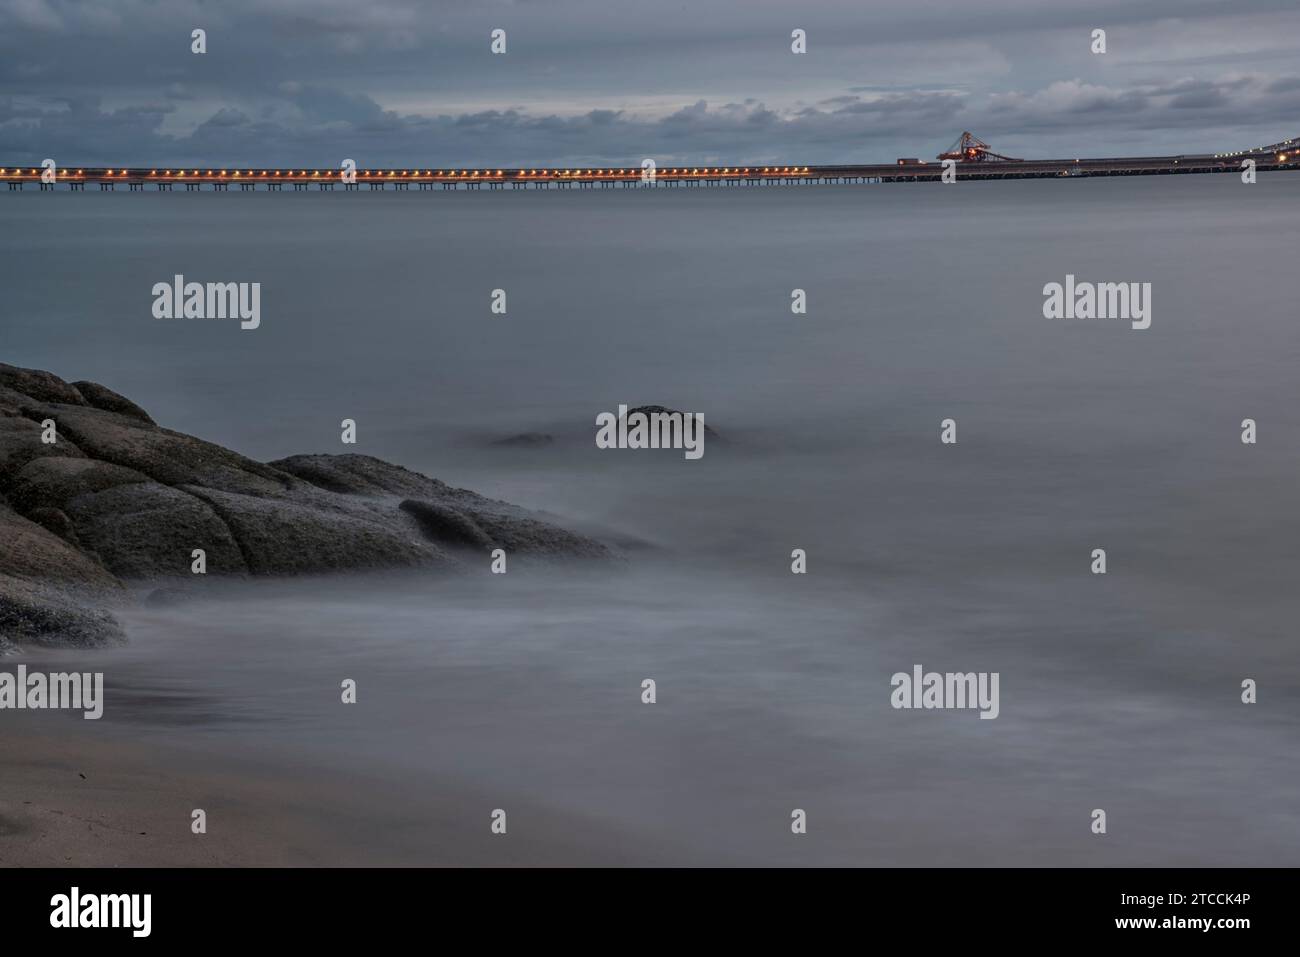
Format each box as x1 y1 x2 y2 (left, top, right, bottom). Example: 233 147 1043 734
937 132 1022 162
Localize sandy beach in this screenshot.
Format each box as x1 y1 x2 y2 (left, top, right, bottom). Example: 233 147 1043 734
0 715 693 867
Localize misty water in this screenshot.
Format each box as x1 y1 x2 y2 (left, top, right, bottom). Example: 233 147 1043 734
5 175 1300 864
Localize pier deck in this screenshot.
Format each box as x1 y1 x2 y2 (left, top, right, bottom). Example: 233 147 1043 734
5 136 1296 192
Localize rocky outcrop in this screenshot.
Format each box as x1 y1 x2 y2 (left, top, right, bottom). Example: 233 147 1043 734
0 362 615 648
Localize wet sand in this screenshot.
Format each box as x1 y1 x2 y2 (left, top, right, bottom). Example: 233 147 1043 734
0 717 694 867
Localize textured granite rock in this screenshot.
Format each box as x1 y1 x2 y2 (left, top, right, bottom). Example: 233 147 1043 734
0 362 614 647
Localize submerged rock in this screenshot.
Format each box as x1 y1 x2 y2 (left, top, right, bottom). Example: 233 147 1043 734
0 362 615 648
622 405 722 441
490 432 556 448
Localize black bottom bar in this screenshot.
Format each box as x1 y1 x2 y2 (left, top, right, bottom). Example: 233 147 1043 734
0 867 1285 943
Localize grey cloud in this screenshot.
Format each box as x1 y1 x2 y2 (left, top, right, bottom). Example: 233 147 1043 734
1266 75 1300 93
1 0 1297 166
1170 88 1230 110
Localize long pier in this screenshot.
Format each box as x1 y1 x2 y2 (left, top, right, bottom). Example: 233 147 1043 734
5 135 1296 191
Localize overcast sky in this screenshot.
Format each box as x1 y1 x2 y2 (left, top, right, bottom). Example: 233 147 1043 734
2 0 1298 167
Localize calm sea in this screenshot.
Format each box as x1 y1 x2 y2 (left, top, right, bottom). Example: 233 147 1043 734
5 175 1299 864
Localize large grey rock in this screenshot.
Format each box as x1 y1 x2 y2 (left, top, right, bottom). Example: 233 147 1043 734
0 364 615 648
